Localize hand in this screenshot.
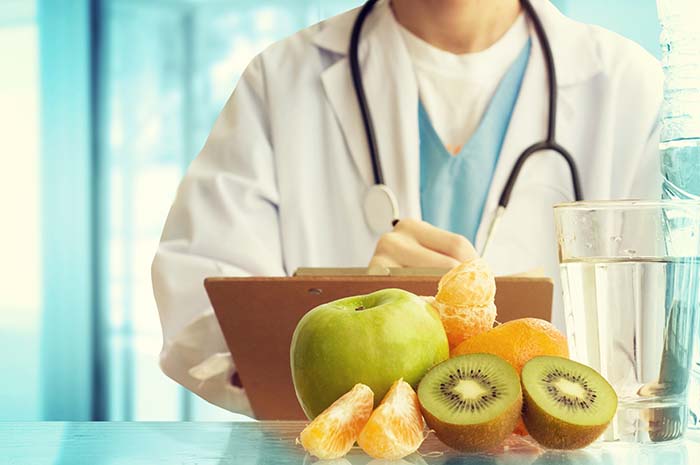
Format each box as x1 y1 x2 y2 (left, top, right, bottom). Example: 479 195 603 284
369 218 477 268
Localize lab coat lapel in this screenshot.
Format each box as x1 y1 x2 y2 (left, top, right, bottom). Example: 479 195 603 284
321 59 375 186
317 1 422 220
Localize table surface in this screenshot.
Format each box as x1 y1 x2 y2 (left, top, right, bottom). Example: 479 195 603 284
1 421 699 465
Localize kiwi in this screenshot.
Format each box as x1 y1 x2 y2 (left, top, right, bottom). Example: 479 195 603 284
521 355 617 449
417 353 522 452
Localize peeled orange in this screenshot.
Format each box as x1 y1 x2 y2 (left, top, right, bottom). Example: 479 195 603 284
298 383 373 459
358 379 425 460
430 259 497 349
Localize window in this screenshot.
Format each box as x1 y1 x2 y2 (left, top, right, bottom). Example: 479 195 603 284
100 0 362 420
0 0 41 421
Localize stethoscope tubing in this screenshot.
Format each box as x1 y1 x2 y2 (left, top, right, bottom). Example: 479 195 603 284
350 0 385 186
499 141 583 208
500 0 583 207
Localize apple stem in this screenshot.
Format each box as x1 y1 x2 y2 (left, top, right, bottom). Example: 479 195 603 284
355 306 365 312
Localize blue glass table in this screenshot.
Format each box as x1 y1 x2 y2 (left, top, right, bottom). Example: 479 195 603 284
1 422 698 464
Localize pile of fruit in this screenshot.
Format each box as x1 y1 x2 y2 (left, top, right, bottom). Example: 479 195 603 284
291 259 618 460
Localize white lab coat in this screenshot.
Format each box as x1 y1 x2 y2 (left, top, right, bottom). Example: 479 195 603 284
152 0 663 416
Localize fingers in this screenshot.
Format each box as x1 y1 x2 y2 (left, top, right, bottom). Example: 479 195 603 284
368 254 400 269
371 230 462 268
394 219 477 262
368 218 478 269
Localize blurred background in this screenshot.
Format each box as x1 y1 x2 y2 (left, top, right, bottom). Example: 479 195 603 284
0 0 661 421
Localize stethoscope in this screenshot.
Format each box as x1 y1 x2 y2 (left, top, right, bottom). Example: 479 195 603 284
352 0 583 255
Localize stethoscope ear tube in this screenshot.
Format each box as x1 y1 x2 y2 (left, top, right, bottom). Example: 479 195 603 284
497 0 582 210
498 0 583 207
483 0 583 255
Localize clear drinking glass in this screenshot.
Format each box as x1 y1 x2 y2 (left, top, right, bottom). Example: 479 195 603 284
554 200 700 443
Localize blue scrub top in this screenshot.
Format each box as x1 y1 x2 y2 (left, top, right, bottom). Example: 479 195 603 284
419 40 531 243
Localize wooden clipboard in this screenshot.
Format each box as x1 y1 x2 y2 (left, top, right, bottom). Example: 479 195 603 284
204 271 553 420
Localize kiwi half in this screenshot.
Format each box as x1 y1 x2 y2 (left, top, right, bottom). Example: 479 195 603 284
417 353 522 452
521 355 617 449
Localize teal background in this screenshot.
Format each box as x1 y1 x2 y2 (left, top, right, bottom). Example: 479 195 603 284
0 0 661 421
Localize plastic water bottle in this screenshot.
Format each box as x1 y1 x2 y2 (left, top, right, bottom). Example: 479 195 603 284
656 0 700 435
658 0 700 200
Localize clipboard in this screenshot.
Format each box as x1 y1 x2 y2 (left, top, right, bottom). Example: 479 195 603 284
204 270 553 420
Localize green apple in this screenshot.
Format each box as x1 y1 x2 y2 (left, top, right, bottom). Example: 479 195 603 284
291 288 449 419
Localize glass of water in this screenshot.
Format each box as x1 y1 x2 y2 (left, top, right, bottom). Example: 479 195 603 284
554 200 700 443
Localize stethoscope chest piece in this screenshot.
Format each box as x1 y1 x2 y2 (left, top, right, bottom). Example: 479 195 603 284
363 184 399 234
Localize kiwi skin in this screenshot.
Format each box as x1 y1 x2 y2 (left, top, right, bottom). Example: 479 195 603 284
420 389 522 452
522 386 610 450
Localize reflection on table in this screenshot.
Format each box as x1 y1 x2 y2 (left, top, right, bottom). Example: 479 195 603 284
1 422 698 465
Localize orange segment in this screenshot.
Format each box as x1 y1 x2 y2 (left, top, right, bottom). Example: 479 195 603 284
435 258 496 307
298 384 374 459
357 379 425 460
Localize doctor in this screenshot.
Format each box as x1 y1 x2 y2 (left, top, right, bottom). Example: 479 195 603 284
152 0 662 416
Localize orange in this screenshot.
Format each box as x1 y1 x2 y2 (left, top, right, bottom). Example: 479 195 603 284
435 258 496 307
451 318 569 371
430 299 497 349
451 318 569 437
357 379 425 460
298 384 373 459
